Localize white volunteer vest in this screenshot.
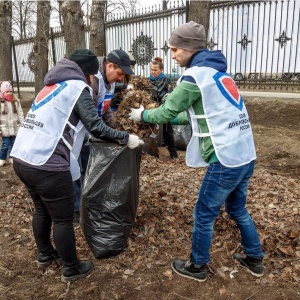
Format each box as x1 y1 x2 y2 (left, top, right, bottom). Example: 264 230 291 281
95 71 115 117
183 66 256 168
65 120 88 181
11 80 90 180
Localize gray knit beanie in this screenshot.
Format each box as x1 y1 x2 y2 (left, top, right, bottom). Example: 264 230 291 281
169 21 206 51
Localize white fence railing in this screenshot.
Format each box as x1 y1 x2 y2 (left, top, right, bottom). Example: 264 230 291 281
12 0 300 88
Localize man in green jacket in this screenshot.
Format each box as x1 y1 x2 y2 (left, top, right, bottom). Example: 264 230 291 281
129 21 264 282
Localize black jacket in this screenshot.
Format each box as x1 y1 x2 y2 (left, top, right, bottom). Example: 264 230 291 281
26 58 129 171
149 76 173 104
44 58 128 141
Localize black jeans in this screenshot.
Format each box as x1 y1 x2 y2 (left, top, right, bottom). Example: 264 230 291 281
163 123 178 158
13 161 78 267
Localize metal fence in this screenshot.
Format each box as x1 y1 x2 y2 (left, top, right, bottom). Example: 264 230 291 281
12 0 300 90
105 2 186 78
209 0 300 90
13 38 35 83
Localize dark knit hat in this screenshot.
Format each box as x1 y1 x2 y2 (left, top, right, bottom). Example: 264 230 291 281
69 48 99 75
107 50 134 75
169 21 206 51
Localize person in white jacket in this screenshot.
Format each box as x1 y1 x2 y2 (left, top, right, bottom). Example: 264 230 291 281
0 81 24 166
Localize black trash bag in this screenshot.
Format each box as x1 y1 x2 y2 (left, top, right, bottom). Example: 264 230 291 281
81 139 142 259
141 135 159 158
172 125 192 150
141 124 163 158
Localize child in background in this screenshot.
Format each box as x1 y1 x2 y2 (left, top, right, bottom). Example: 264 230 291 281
0 81 24 166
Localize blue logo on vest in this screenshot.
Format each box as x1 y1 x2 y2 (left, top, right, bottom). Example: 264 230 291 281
31 82 67 111
213 72 243 111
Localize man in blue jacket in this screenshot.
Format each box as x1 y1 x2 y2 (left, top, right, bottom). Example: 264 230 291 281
129 22 264 282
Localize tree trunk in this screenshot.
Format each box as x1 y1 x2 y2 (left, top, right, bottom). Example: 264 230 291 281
89 0 106 56
34 1 50 95
187 0 211 44
59 0 85 57
0 1 13 82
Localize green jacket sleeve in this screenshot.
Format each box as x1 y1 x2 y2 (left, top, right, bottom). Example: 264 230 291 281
142 81 201 124
170 111 189 125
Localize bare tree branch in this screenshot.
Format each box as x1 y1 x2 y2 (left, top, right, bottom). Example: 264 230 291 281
12 0 36 39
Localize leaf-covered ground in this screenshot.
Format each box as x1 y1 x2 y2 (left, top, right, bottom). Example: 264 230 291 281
0 96 299 299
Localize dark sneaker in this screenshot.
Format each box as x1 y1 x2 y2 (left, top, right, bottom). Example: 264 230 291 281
37 249 61 268
233 253 264 277
171 260 208 282
73 211 80 225
61 260 93 283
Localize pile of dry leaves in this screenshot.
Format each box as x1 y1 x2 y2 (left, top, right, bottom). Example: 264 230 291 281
0 148 299 299
113 76 160 139
1 95 299 298
134 154 300 284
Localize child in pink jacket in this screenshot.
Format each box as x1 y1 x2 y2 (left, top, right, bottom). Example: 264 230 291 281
0 81 24 166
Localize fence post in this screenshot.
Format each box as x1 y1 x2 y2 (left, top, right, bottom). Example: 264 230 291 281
185 0 189 22
11 36 20 98
50 27 57 65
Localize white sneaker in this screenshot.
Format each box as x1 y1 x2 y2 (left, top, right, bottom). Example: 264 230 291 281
0 159 5 166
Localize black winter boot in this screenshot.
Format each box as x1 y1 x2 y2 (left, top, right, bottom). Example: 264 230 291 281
61 261 93 283
233 253 264 277
37 249 61 268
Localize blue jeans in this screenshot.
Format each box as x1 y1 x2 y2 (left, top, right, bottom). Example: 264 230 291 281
0 136 16 160
191 160 264 265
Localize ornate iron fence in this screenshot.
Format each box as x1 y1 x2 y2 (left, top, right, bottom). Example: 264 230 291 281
12 0 300 91
209 0 300 90
105 2 186 77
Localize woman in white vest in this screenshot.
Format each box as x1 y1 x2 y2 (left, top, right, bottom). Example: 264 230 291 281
11 49 143 283
129 22 264 282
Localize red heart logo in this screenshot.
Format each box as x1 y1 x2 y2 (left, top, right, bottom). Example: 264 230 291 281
221 78 239 102
36 84 58 104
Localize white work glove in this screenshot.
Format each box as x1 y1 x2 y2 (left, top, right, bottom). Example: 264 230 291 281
127 134 145 149
129 105 144 122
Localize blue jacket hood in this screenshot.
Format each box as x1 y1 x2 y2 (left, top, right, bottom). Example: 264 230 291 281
44 58 88 85
188 49 227 72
